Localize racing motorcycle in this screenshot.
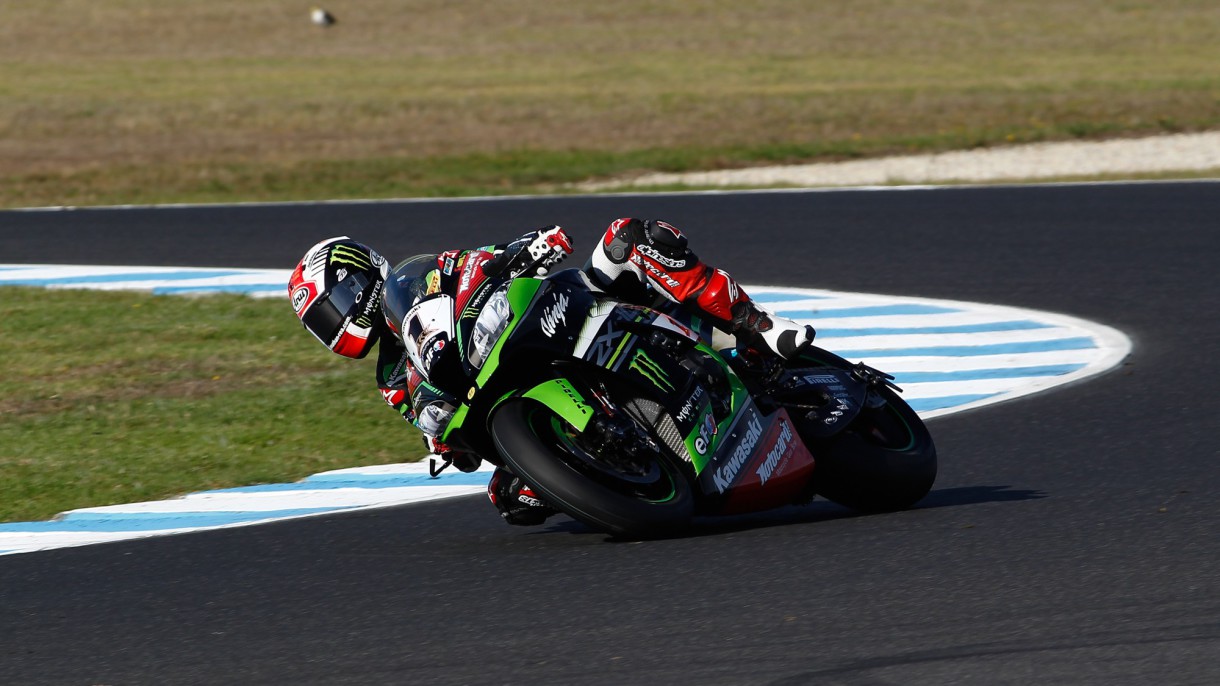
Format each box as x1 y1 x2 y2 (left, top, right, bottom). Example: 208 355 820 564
413 267 936 538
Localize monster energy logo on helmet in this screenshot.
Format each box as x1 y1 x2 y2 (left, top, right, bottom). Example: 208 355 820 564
331 244 372 270
629 350 674 392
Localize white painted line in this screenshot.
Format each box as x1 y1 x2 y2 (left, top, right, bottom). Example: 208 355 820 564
6 178 1219 213
0 265 1131 555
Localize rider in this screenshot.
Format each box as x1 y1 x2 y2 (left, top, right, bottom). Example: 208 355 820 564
288 218 816 526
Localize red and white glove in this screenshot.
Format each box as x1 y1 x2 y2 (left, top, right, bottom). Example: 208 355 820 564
425 436 481 476
526 226 574 275
484 226 576 279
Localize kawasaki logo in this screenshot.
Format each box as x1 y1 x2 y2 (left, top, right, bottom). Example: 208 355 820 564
712 411 763 493
756 418 794 484
629 349 674 392
330 245 371 270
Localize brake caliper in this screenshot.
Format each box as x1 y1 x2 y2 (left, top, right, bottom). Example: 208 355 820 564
586 414 661 476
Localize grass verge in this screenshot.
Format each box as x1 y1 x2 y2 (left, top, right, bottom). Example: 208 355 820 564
10 122 1219 208
4 1 1220 207
0 288 426 523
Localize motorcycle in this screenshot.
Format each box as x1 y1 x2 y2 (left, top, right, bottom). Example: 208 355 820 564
410 266 936 538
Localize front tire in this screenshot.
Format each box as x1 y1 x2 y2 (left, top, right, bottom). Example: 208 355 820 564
811 386 937 512
490 400 694 538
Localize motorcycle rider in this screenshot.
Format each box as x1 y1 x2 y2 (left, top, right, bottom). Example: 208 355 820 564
288 218 815 526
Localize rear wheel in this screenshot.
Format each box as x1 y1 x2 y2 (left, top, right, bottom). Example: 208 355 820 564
490 399 694 538
810 386 937 512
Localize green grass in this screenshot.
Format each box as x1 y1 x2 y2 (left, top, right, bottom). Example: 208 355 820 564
3 0 1220 207
0 288 428 522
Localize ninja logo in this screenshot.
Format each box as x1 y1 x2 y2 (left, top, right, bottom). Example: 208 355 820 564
540 293 570 337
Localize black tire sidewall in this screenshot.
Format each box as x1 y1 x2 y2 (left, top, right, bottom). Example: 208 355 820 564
813 387 938 512
490 400 695 538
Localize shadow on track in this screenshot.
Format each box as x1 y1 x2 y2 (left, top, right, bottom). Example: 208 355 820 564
916 484 1047 508
529 484 1046 541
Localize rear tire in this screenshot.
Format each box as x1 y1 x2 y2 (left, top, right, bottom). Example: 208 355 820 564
490 400 694 538
811 386 937 512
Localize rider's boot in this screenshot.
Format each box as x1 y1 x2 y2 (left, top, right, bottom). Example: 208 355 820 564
584 217 815 360
732 300 817 360
487 468 558 526
693 268 816 359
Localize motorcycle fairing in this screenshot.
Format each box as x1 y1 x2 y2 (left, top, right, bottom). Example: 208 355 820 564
521 378 594 433
442 272 793 492
572 304 753 473
771 368 869 438
696 403 816 513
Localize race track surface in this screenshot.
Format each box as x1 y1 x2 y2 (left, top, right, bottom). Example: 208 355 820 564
1 183 1218 685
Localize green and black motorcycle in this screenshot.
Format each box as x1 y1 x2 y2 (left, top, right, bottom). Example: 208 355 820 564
427 268 937 538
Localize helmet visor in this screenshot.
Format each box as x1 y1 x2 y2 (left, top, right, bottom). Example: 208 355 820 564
302 271 371 346
382 254 440 333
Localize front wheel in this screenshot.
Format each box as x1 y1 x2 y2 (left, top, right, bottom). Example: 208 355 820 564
810 385 937 512
489 400 694 538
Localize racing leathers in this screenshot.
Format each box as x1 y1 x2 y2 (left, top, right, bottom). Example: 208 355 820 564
584 218 815 357
376 219 814 525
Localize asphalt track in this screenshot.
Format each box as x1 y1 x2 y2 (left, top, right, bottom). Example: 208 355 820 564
1 182 1218 685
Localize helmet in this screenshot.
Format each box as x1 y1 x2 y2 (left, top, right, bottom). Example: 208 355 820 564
381 254 441 332
381 254 461 385
289 236 390 359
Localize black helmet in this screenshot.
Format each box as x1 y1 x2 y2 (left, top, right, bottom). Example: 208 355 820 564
289 236 389 359
382 256 462 437
381 254 461 384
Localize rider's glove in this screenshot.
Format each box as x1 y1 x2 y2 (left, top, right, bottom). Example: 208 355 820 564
525 226 574 276
485 226 575 278
425 436 482 476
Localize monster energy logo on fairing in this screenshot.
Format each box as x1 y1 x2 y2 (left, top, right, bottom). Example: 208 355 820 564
629 350 674 392
330 245 371 270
